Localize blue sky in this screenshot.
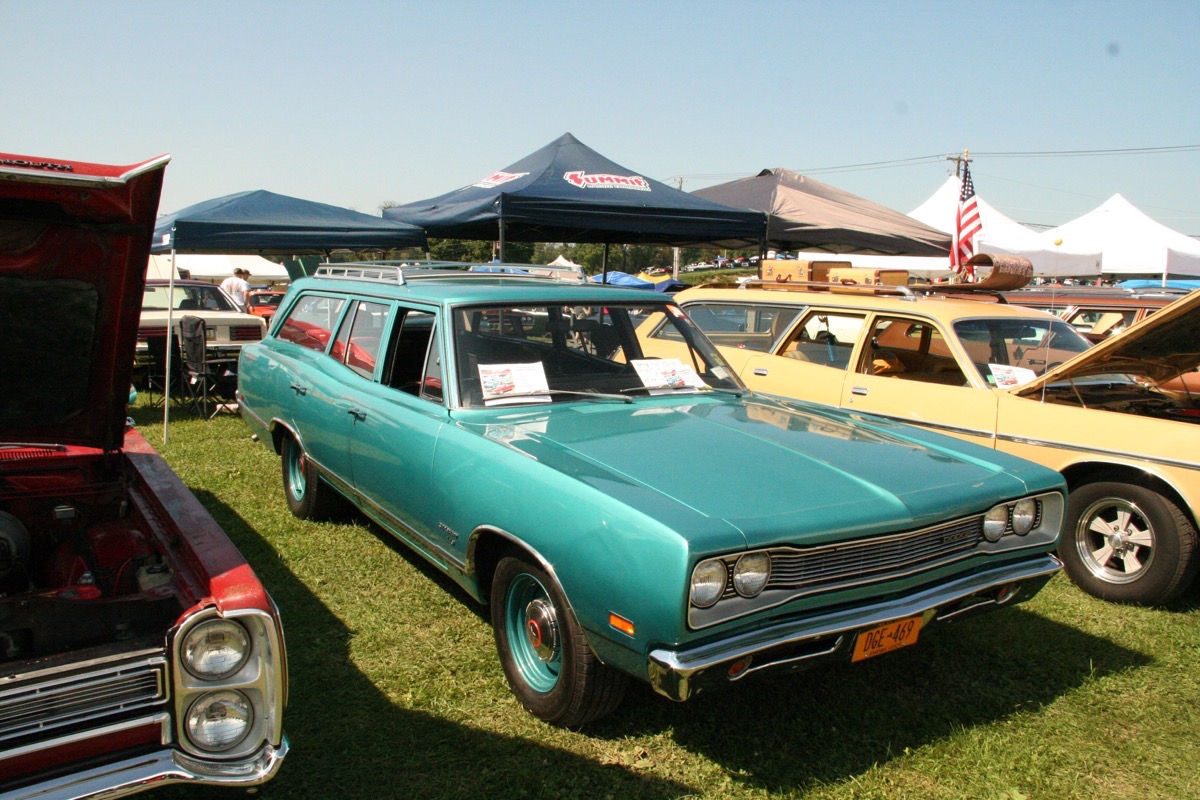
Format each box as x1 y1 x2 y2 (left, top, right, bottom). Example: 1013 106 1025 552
5 1 1198 233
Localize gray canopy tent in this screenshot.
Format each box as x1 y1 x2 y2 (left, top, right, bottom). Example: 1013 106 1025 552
692 168 950 256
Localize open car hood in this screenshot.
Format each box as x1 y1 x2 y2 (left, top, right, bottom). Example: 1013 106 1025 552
1 152 169 450
1014 288 1200 397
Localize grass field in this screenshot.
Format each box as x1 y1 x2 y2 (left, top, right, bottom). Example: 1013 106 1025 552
139 404 1200 800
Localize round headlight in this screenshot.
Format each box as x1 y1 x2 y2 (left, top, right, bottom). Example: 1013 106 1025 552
690 560 728 608
983 505 1009 542
733 552 770 598
186 690 253 752
1012 498 1038 535
182 619 251 680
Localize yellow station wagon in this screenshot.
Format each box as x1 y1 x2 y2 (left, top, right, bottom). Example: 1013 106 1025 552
650 280 1200 606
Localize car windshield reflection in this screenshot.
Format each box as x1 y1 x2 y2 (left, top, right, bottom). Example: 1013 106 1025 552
453 302 743 407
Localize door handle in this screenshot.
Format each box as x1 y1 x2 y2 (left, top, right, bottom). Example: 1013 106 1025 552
850 386 868 396
347 408 367 422
753 368 768 376
289 384 308 396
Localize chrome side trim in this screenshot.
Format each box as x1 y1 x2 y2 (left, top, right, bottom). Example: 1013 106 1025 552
850 411 997 441
0 738 288 800
997 433 1200 472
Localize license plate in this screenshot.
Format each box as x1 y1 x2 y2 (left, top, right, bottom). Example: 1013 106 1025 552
851 615 922 662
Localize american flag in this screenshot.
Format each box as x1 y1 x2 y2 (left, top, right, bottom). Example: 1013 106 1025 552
951 162 982 278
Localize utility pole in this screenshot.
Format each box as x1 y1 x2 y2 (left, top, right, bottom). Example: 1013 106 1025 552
946 149 972 177
672 176 684 279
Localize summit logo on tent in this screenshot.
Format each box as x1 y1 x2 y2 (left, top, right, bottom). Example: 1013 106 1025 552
474 171 528 188
563 171 651 191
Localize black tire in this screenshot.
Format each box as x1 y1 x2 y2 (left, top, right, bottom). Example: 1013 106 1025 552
280 434 342 521
490 556 627 727
1060 481 1198 605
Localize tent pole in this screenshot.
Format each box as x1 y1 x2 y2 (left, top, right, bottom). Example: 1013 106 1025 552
498 219 506 262
602 243 610 284
163 240 177 443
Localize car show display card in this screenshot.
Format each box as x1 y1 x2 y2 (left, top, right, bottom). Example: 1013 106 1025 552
479 362 551 405
630 358 706 394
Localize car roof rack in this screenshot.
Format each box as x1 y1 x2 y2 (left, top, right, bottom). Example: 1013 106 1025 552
311 261 582 287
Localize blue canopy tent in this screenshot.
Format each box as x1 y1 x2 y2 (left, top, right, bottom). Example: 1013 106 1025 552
152 189 427 261
383 133 767 269
588 271 655 289
149 190 426 440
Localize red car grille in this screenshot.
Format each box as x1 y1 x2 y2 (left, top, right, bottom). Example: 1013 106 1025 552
230 326 263 342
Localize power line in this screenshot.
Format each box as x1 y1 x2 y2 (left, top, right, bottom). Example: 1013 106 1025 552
669 144 1200 185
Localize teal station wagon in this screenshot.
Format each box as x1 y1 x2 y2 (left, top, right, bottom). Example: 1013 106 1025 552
237 265 1067 726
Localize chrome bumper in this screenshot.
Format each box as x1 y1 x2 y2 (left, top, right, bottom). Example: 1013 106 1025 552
648 555 1061 702
1 738 288 800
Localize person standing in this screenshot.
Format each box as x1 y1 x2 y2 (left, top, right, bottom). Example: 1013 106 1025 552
220 267 251 310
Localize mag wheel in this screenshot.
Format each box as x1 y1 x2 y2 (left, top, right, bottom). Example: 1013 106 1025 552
491 556 627 727
1061 481 1198 605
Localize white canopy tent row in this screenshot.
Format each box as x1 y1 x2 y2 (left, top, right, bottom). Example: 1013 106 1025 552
1043 193 1200 280
146 253 290 282
909 176 1102 278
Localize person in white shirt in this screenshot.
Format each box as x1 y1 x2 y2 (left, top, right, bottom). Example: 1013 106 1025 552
220 267 251 310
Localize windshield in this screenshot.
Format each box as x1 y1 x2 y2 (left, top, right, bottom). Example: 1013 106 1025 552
142 283 238 312
952 317 1092 387
453 301 742 407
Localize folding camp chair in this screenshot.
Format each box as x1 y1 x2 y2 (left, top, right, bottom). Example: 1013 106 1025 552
178 316 239 418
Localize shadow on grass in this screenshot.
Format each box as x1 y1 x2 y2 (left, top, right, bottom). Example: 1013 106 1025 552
156 490 690 800
285 499 1151 798
589 593 1149 795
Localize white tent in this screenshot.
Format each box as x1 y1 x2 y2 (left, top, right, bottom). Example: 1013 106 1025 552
1042 194 1200 279
910 176 1101 278
146 253 289 282
548 254 582 267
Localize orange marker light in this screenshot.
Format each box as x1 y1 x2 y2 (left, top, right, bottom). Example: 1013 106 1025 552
608 613 635 637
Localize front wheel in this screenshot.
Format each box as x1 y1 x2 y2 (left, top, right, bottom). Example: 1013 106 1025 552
490 556 627 727
1060 481 1198 605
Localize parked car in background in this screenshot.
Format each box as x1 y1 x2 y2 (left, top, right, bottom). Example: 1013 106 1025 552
136 279 266 365
999 285 1191 342
246 289 288 324
238 263 1065 727
0 154 286 795
667 280 1200 605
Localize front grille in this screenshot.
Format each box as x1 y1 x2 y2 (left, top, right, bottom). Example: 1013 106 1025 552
0 656 168 746
761 517 984 593
230 326 263 342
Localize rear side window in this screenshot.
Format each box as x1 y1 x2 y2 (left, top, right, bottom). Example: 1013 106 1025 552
276 295 346 352
332 300 390 379
678 302 803 352
778 311 865 370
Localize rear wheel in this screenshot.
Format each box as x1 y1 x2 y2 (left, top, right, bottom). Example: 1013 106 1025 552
1060 481 1198 605
280 434 342 520
490 556 627 727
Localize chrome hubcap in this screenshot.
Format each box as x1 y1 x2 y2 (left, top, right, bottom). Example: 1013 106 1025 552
524 598 559 662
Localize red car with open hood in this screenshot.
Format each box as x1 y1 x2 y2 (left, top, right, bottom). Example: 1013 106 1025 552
0 153 287 797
